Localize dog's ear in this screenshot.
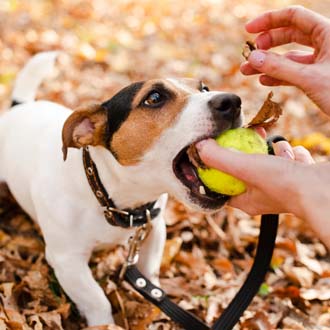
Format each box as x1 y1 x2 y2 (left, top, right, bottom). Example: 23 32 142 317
62 104 107 161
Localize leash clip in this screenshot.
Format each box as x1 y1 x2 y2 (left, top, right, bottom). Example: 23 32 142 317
119 210 153 280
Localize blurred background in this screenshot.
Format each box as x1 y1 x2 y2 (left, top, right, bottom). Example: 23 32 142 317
1 1 330 330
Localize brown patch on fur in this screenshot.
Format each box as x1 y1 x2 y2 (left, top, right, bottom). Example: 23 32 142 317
110 79 197 165
62 104 107 160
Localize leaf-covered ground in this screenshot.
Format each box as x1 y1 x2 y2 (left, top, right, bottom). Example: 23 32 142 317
1 1 330 329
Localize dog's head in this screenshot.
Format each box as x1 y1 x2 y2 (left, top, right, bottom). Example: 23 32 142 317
62 78 242 211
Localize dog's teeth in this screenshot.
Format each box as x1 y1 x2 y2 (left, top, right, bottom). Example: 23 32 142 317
199 185 206 195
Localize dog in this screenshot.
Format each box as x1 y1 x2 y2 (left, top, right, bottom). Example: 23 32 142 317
0 52 242 326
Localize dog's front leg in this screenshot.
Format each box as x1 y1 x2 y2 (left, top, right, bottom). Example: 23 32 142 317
46 248 114 326
32 189 115 326
136 194 167 286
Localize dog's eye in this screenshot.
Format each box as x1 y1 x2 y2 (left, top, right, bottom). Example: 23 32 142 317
143 91 164 107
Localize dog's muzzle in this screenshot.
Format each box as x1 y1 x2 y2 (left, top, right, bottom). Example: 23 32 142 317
172 93 242 210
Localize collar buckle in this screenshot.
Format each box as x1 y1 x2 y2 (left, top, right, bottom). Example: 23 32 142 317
106 206 130 216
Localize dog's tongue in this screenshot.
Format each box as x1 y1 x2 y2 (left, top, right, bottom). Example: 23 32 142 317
187 143 207 169
181 161 199 183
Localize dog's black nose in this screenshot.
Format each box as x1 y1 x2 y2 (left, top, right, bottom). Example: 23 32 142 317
208 94 241 117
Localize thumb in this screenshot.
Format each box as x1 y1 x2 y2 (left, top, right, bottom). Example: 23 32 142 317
196 139 291 185
248 50 307 88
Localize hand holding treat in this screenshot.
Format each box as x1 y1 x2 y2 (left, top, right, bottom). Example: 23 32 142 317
240 6 330 116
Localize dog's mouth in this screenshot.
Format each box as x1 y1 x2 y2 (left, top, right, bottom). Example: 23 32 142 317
172 139 229 209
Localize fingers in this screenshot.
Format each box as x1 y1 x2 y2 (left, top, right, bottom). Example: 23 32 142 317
259 75 290 87
241 50 308 88
272 141 295 159
241 50 314 78
196 139 290 185
284 50 315 64
240 62 260 75
292 146 315 164
246 6 327 36
196 139 314 187
253 127 267 139
273 141 315 164
256 27 312 49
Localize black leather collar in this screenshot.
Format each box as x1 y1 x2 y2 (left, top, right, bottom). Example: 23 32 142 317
82 147 160 228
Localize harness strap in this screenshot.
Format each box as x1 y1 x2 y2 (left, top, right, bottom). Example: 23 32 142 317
124 214 278 330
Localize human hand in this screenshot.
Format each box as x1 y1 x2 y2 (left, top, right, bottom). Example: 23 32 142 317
197 139 313 216
240 6 330 116
197 139 330 248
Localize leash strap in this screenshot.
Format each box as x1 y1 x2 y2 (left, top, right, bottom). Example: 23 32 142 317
211 214 278 330
124 214 278 330
125 266 210 330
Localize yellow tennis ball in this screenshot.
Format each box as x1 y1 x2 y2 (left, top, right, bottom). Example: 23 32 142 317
197 128 268 196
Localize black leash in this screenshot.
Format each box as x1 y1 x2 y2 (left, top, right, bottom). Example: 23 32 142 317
211 214 278 330
122 135 285 330
124 214 278 330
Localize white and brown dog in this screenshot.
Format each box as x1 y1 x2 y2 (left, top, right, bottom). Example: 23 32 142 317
0 52 242 326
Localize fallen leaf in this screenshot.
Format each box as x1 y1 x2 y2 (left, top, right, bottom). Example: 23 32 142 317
205 296 220 324
317 313 330 327
82 325 125 330
242 40 256 60
296 242 323 275
300 278 330 301
283 266 314 288
241 311 274 330
161 237 183 270
246 91 283 129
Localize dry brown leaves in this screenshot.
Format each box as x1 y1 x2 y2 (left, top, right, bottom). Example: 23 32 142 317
242 41 256 61
246 92 283 129
0 1 330 330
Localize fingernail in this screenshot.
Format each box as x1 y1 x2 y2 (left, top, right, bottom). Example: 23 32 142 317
282 149 295 159
249 50 266 67
275 147 294 160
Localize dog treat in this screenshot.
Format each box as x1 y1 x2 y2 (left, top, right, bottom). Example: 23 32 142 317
242 40 257 60
246 91 283 129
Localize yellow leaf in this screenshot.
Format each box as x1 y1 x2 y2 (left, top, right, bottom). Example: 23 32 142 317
291 132 330 155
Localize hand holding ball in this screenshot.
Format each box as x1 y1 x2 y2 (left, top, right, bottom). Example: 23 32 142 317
197 128 268 196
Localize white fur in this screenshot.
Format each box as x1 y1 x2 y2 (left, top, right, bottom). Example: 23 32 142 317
0 101 168 325
11 51 59 103
0 53 241 326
